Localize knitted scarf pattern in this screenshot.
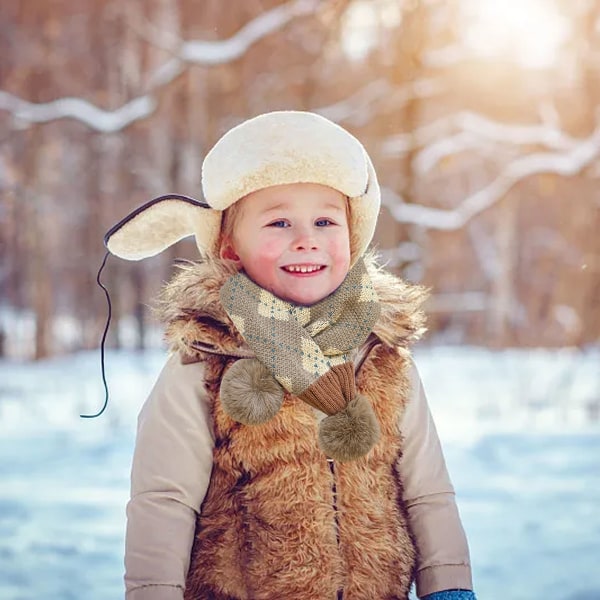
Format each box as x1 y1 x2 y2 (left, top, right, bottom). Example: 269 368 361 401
218 258 382 461
220 258 380 401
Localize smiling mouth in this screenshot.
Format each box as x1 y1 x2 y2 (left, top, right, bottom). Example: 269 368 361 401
282 264 326 274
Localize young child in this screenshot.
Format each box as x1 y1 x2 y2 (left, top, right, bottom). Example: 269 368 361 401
105 111 476 600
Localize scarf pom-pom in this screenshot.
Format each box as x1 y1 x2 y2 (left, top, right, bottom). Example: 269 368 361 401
318 395 381 462
220 358 284 424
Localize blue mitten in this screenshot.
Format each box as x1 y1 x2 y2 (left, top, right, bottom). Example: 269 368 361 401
422 591 477 600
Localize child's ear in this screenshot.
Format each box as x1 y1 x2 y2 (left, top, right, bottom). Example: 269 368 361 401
219 238 241 265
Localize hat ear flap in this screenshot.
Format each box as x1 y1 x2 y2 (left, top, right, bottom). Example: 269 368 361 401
348 151 380 265
105 194 220 260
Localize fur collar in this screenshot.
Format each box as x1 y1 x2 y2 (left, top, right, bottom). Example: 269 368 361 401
155 254 428 359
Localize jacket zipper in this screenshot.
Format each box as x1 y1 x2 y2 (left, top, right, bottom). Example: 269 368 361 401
328 457 344 600
326 354 377 600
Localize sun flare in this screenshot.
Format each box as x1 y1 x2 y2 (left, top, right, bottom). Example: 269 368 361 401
340 0 401 61
460 0 569 69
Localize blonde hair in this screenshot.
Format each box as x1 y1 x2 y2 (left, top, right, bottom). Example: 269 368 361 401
218 201 245 258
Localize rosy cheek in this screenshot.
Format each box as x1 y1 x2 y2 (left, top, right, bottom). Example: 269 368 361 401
329 236 351 259
251 248 281 273
250 256 272 273
257 238 285 260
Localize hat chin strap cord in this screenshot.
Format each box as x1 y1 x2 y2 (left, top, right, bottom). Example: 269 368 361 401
81 250 112 419
81 194 209 419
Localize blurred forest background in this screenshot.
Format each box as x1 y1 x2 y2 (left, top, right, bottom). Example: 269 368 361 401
1 0 599 360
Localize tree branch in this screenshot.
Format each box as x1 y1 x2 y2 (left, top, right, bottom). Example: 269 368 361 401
382 110 580 168
315 78 441 126
0 92 156 133
180 0 319 64
0 0 320 131
146 0 320 87
385 123 600 229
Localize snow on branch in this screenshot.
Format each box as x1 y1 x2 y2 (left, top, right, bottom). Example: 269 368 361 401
180 0 319 64
316 78 442 127
377 242 423 268
382 110 580 167
317 80 392 124
0 0 319 131
383 111 577 156
0 91 156 132
420 113 580 175
147 0 320 88
386 123 600 230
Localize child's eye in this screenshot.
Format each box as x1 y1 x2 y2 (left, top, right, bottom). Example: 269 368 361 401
315 218 335 227
267 220 289 228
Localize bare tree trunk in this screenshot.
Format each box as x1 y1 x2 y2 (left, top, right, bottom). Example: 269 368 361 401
29 194 53 359
488 193 517 347
22 127 53 360
389 0 429 277
32 224 52 360
132 265 146 351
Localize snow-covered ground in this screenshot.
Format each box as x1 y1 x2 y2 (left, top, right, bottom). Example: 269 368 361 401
0 347 598 600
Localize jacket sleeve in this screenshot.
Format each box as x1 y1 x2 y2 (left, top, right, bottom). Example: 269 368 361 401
397 361 473 599
125 353 215 600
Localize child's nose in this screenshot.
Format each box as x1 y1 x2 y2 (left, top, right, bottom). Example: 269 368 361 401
292 227 318 251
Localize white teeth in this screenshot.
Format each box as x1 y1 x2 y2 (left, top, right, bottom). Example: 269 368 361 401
285 265 322 273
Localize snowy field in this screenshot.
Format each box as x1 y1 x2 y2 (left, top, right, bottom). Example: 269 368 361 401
0 346 599 600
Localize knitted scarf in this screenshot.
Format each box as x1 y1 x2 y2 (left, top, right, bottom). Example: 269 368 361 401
220 258 380 416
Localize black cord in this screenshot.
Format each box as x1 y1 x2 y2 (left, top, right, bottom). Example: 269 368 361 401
81 250 111 418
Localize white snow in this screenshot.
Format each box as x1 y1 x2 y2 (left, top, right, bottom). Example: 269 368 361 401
0 91 156 133
382 122 600 230
0 346 598 599
316 79 442 128
382 110 585 166
317 80 392 126
180 0 319 65
0 0 318 132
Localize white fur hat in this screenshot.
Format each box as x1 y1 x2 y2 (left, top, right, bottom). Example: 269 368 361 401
106 111 380 263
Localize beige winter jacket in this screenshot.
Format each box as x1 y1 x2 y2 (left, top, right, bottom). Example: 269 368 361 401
124 258 473 599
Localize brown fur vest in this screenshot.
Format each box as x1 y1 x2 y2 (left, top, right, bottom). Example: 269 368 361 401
156 256 428 600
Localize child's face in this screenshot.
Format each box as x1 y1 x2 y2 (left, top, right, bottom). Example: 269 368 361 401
220 183 351 305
